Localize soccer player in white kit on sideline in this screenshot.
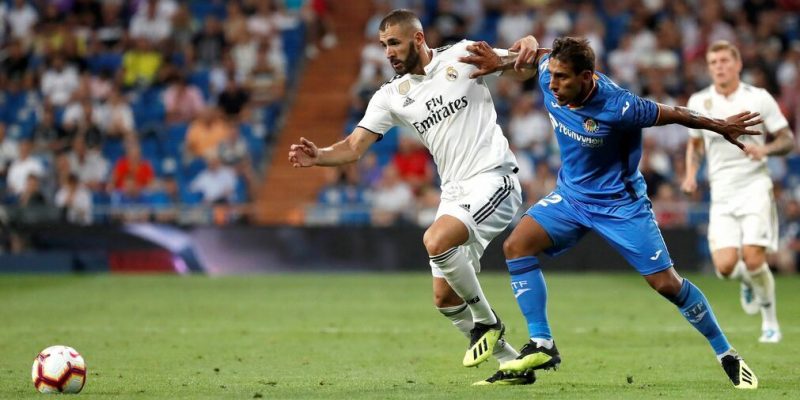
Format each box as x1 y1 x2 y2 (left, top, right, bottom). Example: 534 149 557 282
288 9 531 385
682 40 795 343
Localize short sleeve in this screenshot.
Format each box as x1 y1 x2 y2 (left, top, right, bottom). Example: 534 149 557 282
759 89 790 134
616 90 659 129
357 88 396 139
685 95 704 138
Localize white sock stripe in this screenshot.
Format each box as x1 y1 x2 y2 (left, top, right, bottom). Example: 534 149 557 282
430 247 459 263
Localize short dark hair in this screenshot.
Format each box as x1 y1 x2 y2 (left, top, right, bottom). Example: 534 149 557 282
551 37 595 74
378 9 422 32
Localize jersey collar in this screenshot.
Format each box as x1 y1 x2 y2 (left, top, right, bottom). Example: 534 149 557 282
711 82 742 100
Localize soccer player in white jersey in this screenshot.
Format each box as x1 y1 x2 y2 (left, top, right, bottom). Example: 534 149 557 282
682 41 795 343
288 9 529 385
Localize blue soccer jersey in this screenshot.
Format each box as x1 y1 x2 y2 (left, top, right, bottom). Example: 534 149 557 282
538 54 660 205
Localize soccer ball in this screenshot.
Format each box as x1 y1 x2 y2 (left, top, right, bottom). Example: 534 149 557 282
31 345 86 394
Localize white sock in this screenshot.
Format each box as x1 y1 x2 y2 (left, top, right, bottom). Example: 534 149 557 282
438 303 518 363
430 247 496 325
746 262 779 330
531 337 554 349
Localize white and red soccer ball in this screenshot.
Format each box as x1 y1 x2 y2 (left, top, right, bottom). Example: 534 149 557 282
31 345 86 394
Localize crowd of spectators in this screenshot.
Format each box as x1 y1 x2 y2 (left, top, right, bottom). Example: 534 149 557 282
318 0 800 272
0 0 323 241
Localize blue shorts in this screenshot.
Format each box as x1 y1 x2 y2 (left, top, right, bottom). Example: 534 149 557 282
526 190 673 276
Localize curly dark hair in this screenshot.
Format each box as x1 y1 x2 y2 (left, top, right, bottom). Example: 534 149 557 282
551 37 596 74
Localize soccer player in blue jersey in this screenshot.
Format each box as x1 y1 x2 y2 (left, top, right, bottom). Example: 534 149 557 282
461 36 761 389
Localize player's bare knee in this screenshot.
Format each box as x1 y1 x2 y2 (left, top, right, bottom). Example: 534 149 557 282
503 235 536 259
742 250 766 271
715 262 737 278
646 271 682 297
423 230 451 257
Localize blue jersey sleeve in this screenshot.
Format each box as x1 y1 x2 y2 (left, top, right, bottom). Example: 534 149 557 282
614 90 660 129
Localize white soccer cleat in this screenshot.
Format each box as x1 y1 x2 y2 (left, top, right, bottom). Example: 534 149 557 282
739 282 760 315
758 328 782 343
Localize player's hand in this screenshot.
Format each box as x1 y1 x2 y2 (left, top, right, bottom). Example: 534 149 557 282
743 142 767 161
288 137 319 167
509 35 539 72
680 177 697 195
719 111 762 150
460 41 502 78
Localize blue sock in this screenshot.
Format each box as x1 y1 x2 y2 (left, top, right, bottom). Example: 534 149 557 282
507 256 551 339
664 279 731 355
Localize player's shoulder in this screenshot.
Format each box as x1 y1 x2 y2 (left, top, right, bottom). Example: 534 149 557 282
379 73 408 91
741 83 776 101
687 86 713 106
435 40 470 61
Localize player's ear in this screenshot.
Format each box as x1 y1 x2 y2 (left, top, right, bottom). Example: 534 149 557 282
414 31 425 47
580 69 593 82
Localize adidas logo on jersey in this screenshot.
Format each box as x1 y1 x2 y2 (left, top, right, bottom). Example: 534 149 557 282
459 204 471 211
403 97 415 107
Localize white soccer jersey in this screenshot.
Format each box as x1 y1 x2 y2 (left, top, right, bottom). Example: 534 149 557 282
357 40 518 185
687 83 790 201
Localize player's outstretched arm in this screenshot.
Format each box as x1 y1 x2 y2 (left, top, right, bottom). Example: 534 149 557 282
459 37 548 81
655 105 763 150
681 137 704 194
288 127 379 168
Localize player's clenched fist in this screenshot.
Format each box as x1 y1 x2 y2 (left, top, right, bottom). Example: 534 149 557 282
288 137 319 168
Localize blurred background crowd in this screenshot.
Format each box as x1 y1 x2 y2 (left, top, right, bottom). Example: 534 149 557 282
0 0 798 271
0 0 326 234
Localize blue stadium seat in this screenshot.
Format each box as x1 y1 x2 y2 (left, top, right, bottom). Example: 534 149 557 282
787 155 800 177
234 176 248 203
188 0 226 20
181 158 207 182
165 123 189 159
102 138 125 164
188 69 211 101
239 123 264 165
87 52 123 75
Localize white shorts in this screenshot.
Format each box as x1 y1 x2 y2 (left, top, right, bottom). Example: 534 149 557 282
708 189 778 253
430 170 522 277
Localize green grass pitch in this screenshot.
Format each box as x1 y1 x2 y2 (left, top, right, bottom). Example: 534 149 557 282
1 273 798 399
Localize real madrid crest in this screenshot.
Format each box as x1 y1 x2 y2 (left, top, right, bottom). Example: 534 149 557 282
583 118 599 133
446 66 458 81
399 80 410 96
703 98 712 111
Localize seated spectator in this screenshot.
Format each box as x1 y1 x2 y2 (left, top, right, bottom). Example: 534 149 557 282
185 107 232 160
248 35 287 106
33 106 67 154
371 164 414 226
189 153 237 204
67 136 109 192
7 139 45 196
40 54 80 107
110 176 150 222
122 38 163 87
316 164 370 225
62 94 104 147
148 175 182 223
393 135 434 193
1 39 31 83
193 16 227 68
98 88 135 140
109 142 154 191
7 0 38 41
164 74 206 124
129 0 172 45
218 124 249 166
217 73 250 119
96 1 126 49
18 174 47 207
55 174 92 225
